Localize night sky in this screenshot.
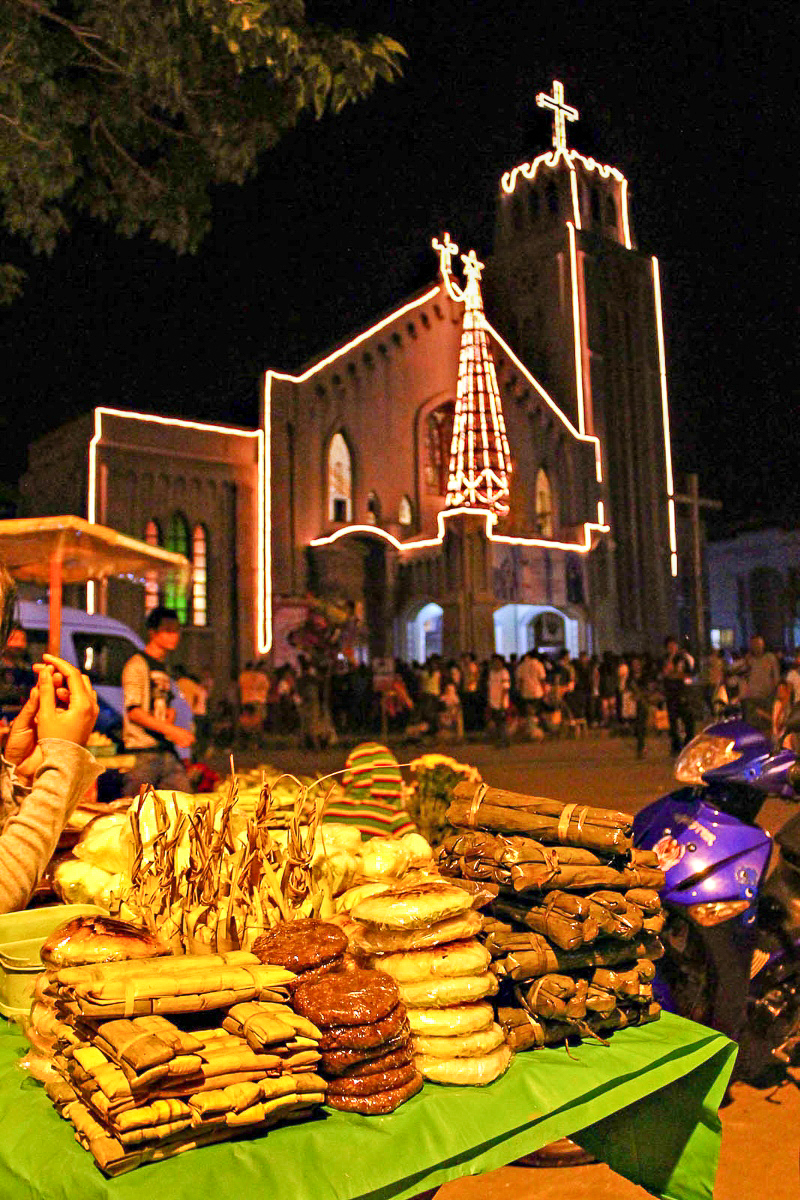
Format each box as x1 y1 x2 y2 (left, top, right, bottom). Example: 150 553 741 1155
1 0 797 533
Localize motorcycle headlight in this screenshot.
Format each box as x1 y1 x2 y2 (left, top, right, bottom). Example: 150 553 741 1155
674 735 741 784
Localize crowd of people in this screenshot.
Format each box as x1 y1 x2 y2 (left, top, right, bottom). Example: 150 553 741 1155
213 633 800 759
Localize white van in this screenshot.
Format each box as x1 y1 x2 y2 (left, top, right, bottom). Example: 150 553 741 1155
14 601 193 757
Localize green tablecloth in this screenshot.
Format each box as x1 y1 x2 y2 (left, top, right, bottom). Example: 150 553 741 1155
0 1012 735 1200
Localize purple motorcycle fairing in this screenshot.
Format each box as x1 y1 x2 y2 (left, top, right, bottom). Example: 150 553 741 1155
633 789 771 917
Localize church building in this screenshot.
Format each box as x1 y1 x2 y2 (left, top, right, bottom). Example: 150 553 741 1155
20 82 678 687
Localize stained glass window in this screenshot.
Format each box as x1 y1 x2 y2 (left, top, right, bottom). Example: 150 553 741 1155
328 432 352 522
192 524 208 627
535 469 554 538
164 512 190 624
144 519 161 616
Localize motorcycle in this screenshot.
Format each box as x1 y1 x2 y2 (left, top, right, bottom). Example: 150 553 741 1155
632 714 800 1082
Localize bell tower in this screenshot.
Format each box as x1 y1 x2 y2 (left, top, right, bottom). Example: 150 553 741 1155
487 81 677 652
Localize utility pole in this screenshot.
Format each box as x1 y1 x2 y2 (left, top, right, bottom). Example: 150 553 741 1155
673 473 722 654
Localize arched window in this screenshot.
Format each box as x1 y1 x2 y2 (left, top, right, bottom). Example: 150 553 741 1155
605 195 617 227
590 187 601 223
528 188 540 222
534 469 554 538
398 495 413 527
192 524 208 627
327 432 352 522
424 402 455 495
545 180 559 215
164 512 190 624
366 490 381 525
144 519 161 616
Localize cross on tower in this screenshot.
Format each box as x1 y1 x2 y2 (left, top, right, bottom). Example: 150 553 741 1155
536 79 579 152
432 231 459 278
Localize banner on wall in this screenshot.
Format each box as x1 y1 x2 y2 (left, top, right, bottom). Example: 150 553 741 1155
491 545 567 606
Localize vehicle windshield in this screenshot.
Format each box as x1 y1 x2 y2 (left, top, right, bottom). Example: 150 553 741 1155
71 634 139 687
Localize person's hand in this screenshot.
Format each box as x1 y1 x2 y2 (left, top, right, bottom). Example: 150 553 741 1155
34 654 98 746
3 687 43 784
170 725 195 749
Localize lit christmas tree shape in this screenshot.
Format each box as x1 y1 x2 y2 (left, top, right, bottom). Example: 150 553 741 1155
432 236 512 516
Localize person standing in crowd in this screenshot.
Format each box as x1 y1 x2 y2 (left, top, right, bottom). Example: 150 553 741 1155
785 647 800 708
661 636 696 755
516 650 546 739
732 634 780 733
571 650 592 726
121 606 194 795
176 667 211 757
487 654 511 747
460 651 480 731
628 656 650 759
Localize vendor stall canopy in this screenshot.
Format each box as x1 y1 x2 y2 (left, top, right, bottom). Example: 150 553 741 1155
0 515 190 653
0 516 190 586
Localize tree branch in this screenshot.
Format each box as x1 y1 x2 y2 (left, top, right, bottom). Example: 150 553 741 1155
92 118 165 192
0 110 53 148
11 0 127 76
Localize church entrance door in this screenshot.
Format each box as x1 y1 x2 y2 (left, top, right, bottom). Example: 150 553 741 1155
404 602 444 662
493 603 581 657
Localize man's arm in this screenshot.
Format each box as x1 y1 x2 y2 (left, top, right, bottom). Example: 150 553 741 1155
126 705 194 747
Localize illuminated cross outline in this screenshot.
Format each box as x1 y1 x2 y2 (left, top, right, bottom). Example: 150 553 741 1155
536 79 579 152
432 232 459 278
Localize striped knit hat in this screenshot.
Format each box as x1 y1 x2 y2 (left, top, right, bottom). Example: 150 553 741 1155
322 742 415 839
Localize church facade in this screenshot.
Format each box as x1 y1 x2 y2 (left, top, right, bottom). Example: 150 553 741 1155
20 82 678 688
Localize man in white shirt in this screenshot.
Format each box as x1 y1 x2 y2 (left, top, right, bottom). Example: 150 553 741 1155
516 651 546 739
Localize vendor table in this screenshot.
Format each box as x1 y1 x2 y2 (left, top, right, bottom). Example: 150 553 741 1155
0 1012 735 1200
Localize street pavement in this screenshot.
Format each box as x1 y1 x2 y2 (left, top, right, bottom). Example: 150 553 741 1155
215 728 800 1198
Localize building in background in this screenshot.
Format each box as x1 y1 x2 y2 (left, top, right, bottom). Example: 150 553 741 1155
708 528 800 654
20 81 679 688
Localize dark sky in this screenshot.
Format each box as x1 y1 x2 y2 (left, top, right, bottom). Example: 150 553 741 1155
1 0 797 533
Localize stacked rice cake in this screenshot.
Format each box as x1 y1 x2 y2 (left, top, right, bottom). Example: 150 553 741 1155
351 880 511 1086
292 965 422 1114
253 918 350 991
439 783 666 1053
41 952 327 1174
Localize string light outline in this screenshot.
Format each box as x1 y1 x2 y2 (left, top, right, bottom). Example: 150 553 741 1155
536 80 579 153
651 257 678 577
86 409 264 631
310 505 609 554
438 242 512 515
500 149 632 252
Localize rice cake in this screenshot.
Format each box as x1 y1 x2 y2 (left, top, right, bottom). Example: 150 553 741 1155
352 910 483 954
368 939 490 983
320 1034 412 1075
397 973 498 1009
326 1070 423 1114
406 1002 494 1037
352 882 473 930
316 1008 410 1051
293 968 399 1028
252 920 347 973
326 1062 417 1097
415 1044 512 1086
413 1023 505 1059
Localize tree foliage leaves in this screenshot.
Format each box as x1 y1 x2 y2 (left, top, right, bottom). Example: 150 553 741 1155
0 0 405 299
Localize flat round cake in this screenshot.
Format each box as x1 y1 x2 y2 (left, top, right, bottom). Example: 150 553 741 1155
415 1044 512 1086
405 1001 494 1037
326 1070 423 1114
352 881 473 930
320 1034 412 1075
326 1062 417 1097
293 966 399 1027
317 1008 410 1051
252 919 348 973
